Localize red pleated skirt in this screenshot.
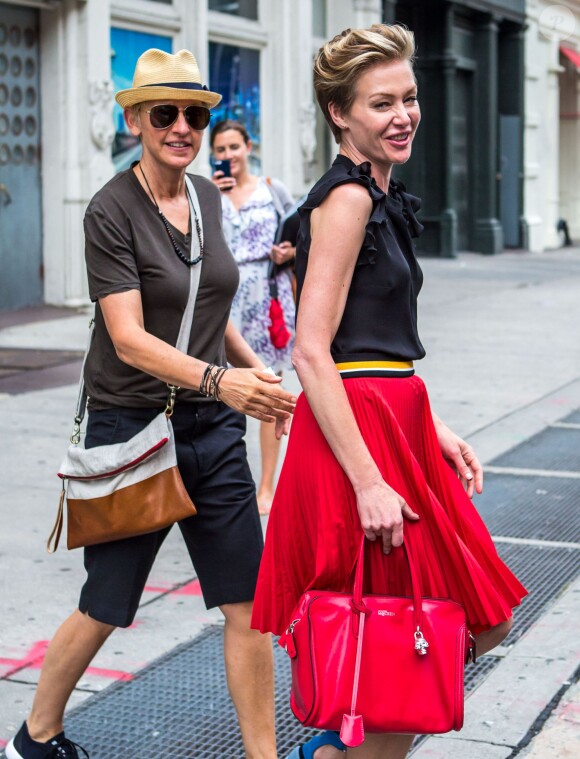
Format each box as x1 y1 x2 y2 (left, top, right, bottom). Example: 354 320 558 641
252 375 527 636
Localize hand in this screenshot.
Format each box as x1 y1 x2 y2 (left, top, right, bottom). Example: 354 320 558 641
270 241 295 266
275 415 291 440
217 368 296 423
434 417 483 498
212 170 236 193
355 476 420 554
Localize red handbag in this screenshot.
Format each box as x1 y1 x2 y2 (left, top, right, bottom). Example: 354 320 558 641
279 537 476 747
268 296 292 349
267 258 292 349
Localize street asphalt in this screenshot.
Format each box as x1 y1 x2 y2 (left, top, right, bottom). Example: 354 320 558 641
0 249 579 757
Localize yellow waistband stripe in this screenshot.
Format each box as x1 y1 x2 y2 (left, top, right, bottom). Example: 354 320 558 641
335 359 415 378
335 360 414 371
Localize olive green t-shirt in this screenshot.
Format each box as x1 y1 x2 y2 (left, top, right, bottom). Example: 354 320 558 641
83 168 239 409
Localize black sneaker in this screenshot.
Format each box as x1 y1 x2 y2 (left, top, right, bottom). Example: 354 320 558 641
5 722 89 759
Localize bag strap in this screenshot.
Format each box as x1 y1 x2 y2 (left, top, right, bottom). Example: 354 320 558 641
264 178 284 300
70 317 96 444
176 175 203 353
69 175 204 441
264 176 286 221
340 536 428 747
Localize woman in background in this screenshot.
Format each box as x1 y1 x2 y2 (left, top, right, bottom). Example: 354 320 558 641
211 120 296 514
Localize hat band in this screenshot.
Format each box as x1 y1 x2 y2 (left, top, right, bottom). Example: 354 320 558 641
140 82 209 91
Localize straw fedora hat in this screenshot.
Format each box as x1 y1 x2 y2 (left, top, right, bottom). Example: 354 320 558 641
115 48 222 109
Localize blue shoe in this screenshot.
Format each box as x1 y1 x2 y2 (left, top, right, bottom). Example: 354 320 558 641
286 731 346 759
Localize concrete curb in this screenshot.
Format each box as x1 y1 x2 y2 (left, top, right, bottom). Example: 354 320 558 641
468 377 580 465
412 577 580 758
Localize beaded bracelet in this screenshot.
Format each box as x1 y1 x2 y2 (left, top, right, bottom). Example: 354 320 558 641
199 363 214 397
214 367 228 400
199 363 228 399
208 366 218 398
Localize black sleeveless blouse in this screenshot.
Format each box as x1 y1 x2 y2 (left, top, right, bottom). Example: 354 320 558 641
295 155 426 363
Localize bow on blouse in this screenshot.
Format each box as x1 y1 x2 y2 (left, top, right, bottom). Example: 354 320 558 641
347 160 424 239
343 160 423 268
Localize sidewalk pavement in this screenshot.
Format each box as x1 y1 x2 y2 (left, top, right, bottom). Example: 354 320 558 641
0 249 579 756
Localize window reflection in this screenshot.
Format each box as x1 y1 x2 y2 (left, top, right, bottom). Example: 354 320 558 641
209 42 260 171
110 28 172 172
208 1 258 21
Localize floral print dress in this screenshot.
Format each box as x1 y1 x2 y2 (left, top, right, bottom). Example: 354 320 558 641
221 179 295 372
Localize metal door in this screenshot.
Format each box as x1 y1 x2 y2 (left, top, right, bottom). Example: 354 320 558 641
0 3 42 311
499 115 521 248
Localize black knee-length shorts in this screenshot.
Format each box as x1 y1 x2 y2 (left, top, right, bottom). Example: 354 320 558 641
78 402 263 628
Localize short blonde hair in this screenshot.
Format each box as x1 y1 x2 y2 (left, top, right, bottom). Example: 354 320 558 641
314 24 416 143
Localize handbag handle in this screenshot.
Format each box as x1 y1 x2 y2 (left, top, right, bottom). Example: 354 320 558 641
351 536 424 636
341 536 429 748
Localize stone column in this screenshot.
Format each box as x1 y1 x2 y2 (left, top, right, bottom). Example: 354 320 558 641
440 2 457 258
474 15 503 255
42 0 113 306
327 0 382 37
261 0 314 196
544 36 563 248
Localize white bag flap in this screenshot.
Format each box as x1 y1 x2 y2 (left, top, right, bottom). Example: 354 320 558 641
58 411 171 481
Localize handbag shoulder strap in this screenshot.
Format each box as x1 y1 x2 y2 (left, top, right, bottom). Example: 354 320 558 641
176 175 203 353
70 174 204 441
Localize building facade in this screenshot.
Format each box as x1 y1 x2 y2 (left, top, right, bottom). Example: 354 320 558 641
0 0 383 310
0 0 577 309
385 0 527 257
523 1 580 251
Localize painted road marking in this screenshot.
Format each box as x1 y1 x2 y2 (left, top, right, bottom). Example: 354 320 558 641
492 535 580 550
0 641 133 682
485 465 580 479
144 579 202 596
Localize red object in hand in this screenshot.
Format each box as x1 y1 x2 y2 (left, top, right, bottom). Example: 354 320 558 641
279 537 472 746
268 298 291 349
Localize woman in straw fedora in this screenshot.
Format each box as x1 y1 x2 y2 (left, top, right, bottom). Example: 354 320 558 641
6 49 294 759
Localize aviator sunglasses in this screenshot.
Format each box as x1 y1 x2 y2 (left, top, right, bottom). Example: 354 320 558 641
143 104 211 131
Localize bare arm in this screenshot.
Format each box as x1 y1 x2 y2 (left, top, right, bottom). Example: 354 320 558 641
224 319 266 370
224 319 292 438
99 290 296 423
293 183 419 553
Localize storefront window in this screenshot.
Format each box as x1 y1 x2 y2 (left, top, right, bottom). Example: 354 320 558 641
209 42 260 171
312 0 327 38
208 1 258 21
110 28 172 172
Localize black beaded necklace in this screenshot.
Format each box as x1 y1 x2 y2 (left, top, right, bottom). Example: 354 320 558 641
139 163 203 266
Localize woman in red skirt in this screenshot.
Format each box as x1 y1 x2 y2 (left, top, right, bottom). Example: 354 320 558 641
252 24 527 759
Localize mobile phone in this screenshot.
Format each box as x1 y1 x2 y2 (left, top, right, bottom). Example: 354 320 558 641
213 158 232 192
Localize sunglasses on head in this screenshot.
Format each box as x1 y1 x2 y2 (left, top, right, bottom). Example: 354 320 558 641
143 104 211 131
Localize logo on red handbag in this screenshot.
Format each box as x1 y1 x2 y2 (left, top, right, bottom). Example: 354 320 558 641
378 610 395 616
